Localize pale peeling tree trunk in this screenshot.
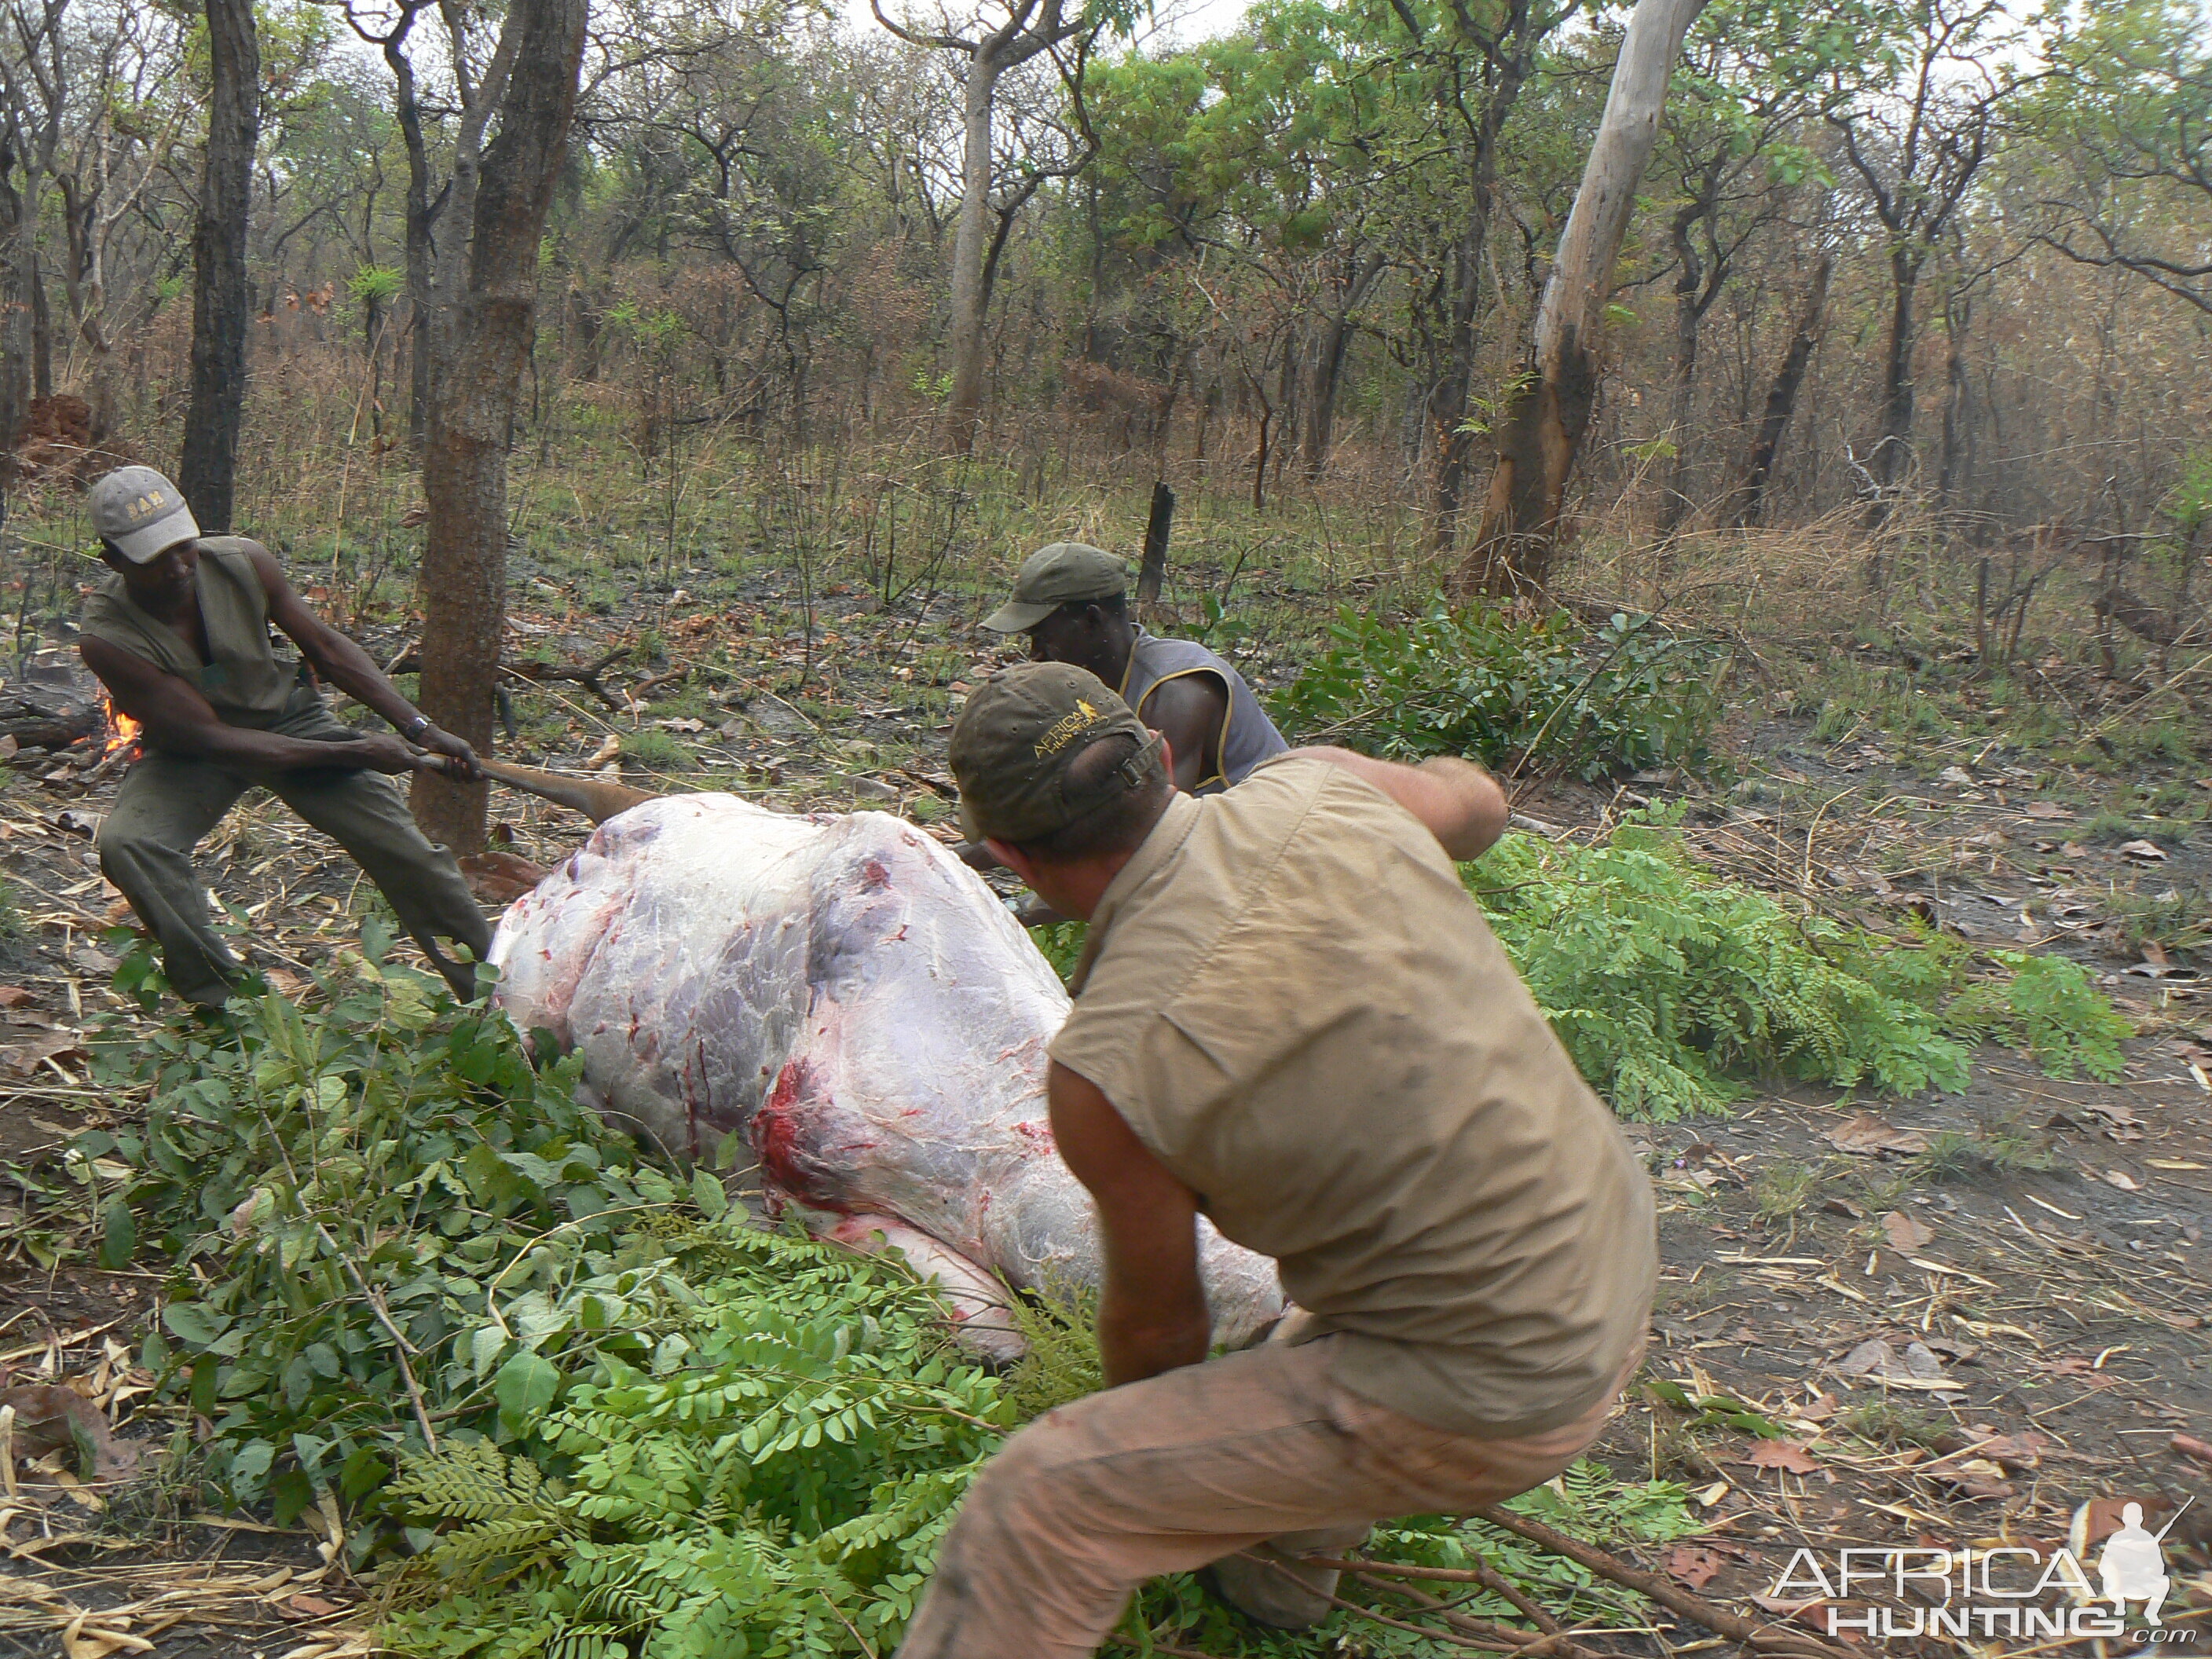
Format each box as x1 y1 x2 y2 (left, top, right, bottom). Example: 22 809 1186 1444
943 55 998 455
888 0 1081 456
409 0 587 855
177 0 259 533
1463 0 1709 596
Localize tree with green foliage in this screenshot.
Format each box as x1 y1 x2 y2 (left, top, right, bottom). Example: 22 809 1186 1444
2029 0 2212 317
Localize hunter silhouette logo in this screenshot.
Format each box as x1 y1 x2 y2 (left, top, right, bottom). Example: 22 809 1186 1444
2100 1500 2186 1623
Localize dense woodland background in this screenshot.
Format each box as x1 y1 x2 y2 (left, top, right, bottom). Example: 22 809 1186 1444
1 0 2205 529
2 0 2209 797
2 5 2211 1647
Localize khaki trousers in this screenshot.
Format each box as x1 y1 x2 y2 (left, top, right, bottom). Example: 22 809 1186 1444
96 695 491 1006
895 1336 1625 1659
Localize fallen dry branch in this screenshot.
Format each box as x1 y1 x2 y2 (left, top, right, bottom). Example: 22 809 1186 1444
1344 1569 1606 1659
1474 1507 1852 1659
1309 1552 1566 1633
383 643 636 711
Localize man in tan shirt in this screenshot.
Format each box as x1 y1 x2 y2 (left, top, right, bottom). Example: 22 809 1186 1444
901 663 1656 1658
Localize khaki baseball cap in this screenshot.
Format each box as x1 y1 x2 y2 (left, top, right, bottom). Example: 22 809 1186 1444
90 467 200 564
980 542 1130 633
950 662 1165 843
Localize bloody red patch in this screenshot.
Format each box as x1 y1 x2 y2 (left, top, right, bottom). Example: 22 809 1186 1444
754 1058 841 1209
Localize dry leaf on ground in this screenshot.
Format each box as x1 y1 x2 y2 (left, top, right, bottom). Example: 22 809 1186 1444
1836 1338 1959 1389
1826 1112 1930 1155
0 1383 143 1481
1665 1545 1727 1588
1880 1210 1936 1251
1747 1439 1824 1474
0 1027 85 1076
458 850 555 905
2119 839 2168 862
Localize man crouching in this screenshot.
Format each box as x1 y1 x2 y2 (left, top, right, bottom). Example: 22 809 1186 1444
896 662 1656 1657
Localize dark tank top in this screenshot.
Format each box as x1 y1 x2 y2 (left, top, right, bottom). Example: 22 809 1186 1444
79 539 301 730
1116 628 1287 792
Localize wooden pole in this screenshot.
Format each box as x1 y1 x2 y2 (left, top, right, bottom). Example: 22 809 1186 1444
1137 480 1175 605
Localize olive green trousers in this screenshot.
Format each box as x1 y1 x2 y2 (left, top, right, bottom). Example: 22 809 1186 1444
95 698 490 1006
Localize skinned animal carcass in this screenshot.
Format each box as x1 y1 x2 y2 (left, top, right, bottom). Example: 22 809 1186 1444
489 793 1285 1358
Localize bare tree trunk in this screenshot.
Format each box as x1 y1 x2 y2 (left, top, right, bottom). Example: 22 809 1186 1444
27 246 50 401
0 147 30 482
380 20 434 449
409 0 588 855
1429 229 1488 548
1463 0 1709 595
1731 251 1830 529
176 0 259 533
1301 251 1383 478
1656 204 1702 536
1866 244 1919 523
1137 479 1174 604
1937 289 1970 503
942 53 998 454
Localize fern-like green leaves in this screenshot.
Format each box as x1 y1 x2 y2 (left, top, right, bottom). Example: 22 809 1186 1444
1469 822 2131 1119
380 1225 1009 1659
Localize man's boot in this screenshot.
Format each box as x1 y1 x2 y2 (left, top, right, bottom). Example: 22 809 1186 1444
1201 1541 1350 1631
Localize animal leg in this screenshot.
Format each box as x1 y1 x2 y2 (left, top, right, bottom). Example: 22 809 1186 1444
821 1214 1027 1364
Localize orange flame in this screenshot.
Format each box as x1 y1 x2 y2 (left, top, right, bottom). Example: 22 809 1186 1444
100 694 142 758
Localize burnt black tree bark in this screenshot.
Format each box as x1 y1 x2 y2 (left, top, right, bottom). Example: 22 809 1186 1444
1731 249 1831 528
408 0 589 853
176 0 259 533
1826 0 2009 533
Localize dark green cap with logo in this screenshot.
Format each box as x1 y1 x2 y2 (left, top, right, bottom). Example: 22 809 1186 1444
950 662 1165 843
980 542 1130 633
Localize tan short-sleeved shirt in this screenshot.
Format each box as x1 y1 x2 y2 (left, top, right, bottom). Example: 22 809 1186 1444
1051 756 1656 1437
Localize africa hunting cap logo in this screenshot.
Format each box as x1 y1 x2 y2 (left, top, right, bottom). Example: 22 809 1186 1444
1034 698 1107 758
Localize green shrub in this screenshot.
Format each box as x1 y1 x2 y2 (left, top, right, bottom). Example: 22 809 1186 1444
1276 604 1723 780
1027 824 2127 1119
84 928 1714 1657
1467 824 1974 1119
380 1229 1013 1659
1941 951 2133 1082
85 928 680 1523
1468 820 2133 1118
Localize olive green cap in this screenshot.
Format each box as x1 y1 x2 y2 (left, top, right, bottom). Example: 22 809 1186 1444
980 542 1130 633
950 662 1164 843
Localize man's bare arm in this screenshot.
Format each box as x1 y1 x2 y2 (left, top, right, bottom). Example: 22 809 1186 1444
1288 745 1508 861
1139 673 1229 793
79 636 423 775
251 547 482 780
1046 1060 1210 1386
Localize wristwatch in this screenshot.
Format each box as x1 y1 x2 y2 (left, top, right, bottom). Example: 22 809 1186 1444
405 714 433 738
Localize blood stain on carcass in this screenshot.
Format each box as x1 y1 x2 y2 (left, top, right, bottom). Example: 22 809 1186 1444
755 1058 837 1207
860 857 891 889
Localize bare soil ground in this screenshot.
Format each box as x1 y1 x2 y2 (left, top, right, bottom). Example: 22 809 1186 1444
2 576 2207 1655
